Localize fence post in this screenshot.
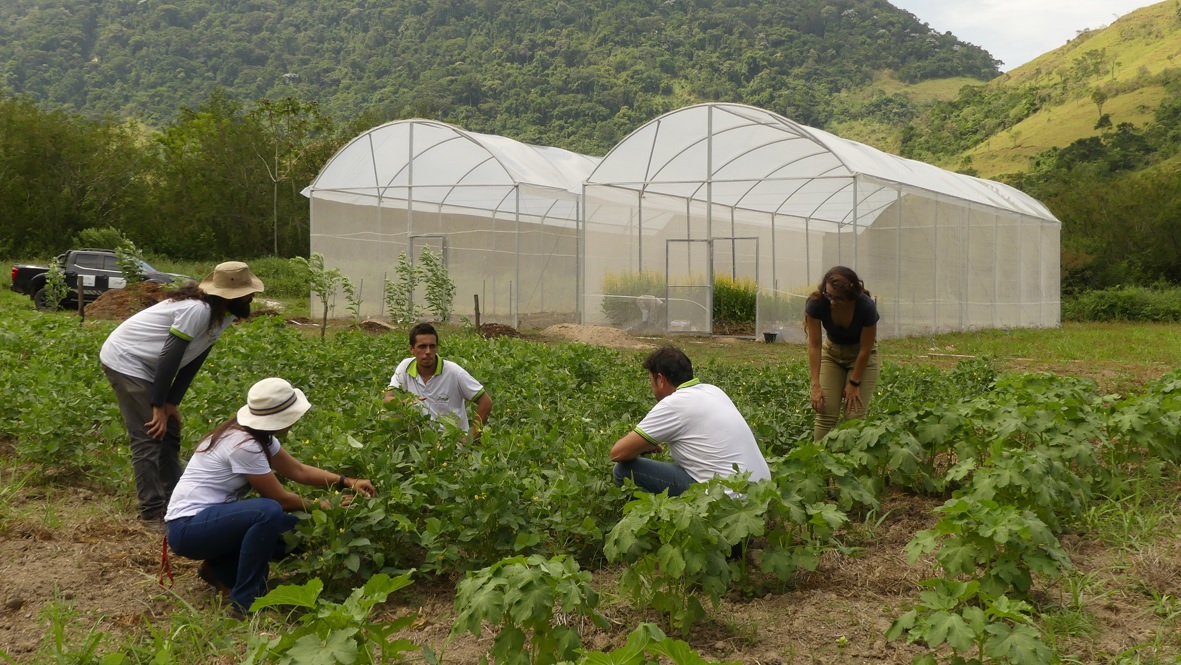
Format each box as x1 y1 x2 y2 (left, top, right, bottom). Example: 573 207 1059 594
76 276 85 323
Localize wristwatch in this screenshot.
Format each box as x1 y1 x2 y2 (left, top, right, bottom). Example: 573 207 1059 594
848 379 861 387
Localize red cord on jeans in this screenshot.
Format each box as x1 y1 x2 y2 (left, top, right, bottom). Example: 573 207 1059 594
159 535 174 588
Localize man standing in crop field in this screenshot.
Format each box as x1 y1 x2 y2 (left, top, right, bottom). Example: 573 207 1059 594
100 261 265 532
384 322 492 442
610 345 771 496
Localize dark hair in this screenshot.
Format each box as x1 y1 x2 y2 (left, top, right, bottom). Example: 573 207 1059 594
169 283 232 333
642 346 694 385
409 322 438 347
195 416 275 465
806 266 869 306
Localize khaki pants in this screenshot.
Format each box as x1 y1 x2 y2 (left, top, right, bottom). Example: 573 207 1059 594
814 339 879 441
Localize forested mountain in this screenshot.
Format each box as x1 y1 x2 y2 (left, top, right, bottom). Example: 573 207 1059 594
3 0 1178 292
0 0 999 154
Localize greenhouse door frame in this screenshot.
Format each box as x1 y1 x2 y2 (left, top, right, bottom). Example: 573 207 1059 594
664 237 759 336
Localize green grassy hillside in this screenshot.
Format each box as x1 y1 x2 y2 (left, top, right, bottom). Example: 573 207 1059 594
953 0 1181 178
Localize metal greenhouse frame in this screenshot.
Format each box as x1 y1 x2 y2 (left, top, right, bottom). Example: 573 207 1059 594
580 103 1060 340
305 119 599 327
306 105 1060 339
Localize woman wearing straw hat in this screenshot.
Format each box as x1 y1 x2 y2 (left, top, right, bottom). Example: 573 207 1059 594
100 261 265 530
164 377 377 618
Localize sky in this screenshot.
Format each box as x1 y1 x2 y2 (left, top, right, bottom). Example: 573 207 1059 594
887 0 1159 72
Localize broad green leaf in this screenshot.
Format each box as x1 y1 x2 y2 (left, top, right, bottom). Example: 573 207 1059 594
284 628 359 665
983 623 1053 665
251 578 324 611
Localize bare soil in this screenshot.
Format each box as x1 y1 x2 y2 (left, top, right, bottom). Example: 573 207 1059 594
542 323 655 349
2 481 1177 663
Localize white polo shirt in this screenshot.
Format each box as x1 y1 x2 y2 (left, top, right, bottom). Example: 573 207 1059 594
634 379 771 484
165 428 280 522
388 357 485 431
100 299 232 380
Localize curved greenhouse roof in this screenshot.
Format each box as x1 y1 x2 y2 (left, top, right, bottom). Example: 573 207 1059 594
305 119 600 218
586 103 1058 227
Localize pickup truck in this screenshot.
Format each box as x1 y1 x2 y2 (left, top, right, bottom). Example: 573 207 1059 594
10 248 192 310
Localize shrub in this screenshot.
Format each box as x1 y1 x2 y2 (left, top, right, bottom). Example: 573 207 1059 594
1062 285 1181 322
73 226 125 250
246 256 310 300
418 246 456 323
114 238 147 285
383 251 422 324
712 274 756 323
290 253 345 337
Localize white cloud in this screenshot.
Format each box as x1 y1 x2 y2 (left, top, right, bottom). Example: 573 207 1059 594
888 0 1157 72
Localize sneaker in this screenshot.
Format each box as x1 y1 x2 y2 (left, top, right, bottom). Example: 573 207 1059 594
196 562 232 600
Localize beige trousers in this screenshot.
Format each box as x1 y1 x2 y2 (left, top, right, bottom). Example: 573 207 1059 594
813 339 880 441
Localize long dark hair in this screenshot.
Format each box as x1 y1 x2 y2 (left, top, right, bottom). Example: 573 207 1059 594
806 266 870 304
195 416 275 465
169 283 232 332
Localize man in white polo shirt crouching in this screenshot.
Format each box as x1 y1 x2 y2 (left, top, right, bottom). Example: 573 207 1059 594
610 346 771 496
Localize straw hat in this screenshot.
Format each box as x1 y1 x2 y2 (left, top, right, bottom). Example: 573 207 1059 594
237 378 311 431
199 261 265 299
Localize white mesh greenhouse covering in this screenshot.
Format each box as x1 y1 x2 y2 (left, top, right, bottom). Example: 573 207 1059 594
581 103 1060 340
306 119 600 325
306 105 1059 338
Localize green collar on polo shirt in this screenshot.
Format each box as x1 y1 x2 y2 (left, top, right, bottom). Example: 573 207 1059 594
407 358 446 378
676 378 700 390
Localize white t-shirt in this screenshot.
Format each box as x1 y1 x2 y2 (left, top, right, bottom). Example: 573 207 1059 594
634 380 771 484
100 299 233 381
165 428 280 522
388 357 485 431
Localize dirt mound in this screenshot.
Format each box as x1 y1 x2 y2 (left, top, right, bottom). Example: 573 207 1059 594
84 283 171 320
479 323 522 339
541 323 652 349
358 319 397 334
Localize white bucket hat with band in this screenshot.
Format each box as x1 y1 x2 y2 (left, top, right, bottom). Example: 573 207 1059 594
237 378 311 431
199 261 265 300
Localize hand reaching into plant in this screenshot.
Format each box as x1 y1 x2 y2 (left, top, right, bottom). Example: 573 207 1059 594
318 478 376 509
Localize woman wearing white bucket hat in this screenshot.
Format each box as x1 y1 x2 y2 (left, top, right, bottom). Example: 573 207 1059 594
164 378 376 618
101 261 265 530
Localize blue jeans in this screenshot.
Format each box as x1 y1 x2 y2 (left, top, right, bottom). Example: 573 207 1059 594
167 498 299 612
613 458 696 496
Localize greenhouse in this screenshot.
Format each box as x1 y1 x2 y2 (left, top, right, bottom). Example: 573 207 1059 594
305 119 599 326
307 104 1060 338
582 103 1060 340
